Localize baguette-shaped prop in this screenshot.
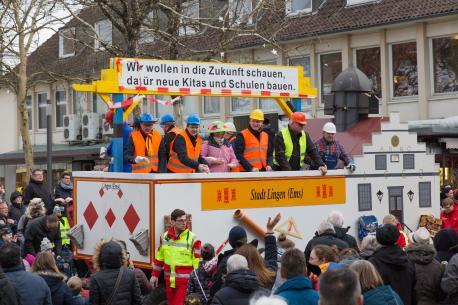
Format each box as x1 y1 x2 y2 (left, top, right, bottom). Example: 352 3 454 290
233 209 267 237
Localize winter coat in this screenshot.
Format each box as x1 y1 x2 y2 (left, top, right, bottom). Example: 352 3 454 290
133 267 151 296
433 228 458 263
24 215 62 257
8 192 25 224
440 205 458 233
90 268 141 305
187 261 214 303
304 232 349 275
72 295 89 305
54 181 73 200
334 226 359 250
406 242 443 305
369 244 416 305
24 178 54 213
37 270 73 305
210 248 236 298
0 267 21 305
4 264 52 305
362 285 404 305
441 253 458 305
211 269 267 305
201 137 238 173
274 275 319 305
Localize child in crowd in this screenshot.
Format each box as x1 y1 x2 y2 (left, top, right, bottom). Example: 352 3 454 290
187 243 216 304
308 245 343 290
67 276 89 305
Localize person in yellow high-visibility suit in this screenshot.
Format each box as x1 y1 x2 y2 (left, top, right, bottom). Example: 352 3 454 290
150 209 201 305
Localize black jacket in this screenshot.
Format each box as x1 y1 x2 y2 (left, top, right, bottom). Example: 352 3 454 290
0 267 20 305
24 179 54 213
433 228 458 263
369 244 416 305
90 268 142 305
169 129 207 172
123 131 167 173
234 127 273 171
333 226 359 251
274 125 324 171
24 215 62 257
38 271 73 305
406 242 443 305
441 253 458 305
54 182 73 200
304 232 349 275
164 125 179 161
211 269 267 305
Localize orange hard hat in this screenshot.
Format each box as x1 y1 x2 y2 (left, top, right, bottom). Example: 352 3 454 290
291 112 307 125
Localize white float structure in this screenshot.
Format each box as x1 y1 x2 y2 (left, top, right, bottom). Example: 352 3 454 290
71 112 440 268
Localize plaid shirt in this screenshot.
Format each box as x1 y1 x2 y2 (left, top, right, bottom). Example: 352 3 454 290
314 138 354 166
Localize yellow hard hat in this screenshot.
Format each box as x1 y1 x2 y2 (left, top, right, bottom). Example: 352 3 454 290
249 109 264 121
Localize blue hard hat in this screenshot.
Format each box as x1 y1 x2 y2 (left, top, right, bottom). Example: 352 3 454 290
140 113 158 123
160 114 175 125
186 114 201 125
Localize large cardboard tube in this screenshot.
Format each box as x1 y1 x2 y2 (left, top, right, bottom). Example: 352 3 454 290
233 209 267 237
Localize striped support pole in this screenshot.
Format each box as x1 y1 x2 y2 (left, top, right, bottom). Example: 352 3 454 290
112 93 124 172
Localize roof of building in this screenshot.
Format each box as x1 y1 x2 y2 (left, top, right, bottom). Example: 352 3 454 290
0 143 104 165
21 0 458 80
306 116 384 156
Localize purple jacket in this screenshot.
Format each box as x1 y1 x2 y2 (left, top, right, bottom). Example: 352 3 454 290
201 137 238 173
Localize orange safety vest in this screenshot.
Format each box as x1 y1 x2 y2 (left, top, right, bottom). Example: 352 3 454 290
239 129 268 171
131 130 162 173
167 131 202 173
166 126 183 157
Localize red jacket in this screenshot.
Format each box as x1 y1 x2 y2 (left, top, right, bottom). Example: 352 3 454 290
441 204 458 233
395 223 408 249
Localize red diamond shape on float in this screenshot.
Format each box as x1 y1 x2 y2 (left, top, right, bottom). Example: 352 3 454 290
123 204 140 234
99 187 105 197
105 208 116 227
83 201 98 230
117 189 123 199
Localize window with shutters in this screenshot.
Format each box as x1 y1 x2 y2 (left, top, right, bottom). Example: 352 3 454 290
179 0 199 36
285 0 312 15
229 0 255 24
26 95 33 130
55 91 67 128
375 155 387 170
419 182 431 208
358 184 372 211
94 19 112 50
403 154 415 169
58 28 75 58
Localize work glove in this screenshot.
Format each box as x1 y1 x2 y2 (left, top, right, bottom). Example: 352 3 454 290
99 147 107 159
135 156 149 164
346 164 356 172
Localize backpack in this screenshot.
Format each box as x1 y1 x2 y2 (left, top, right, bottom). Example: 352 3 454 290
358 215 378 240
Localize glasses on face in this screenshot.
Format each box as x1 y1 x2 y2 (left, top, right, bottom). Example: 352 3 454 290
174 218 187 223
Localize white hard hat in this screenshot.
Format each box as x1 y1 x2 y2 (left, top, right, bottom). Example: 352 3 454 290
323 122 337 134
224 122 237 133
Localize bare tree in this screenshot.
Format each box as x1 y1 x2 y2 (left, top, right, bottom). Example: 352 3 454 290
63 0 290 126
0 0 69 176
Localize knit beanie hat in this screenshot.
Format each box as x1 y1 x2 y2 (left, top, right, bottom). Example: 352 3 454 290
228 226 247 249
376 224 400 246
40 237 53 252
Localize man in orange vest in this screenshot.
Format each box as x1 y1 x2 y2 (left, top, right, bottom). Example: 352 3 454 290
160 113 182 161
167 114 210 173
124 113 166 173
234 109 273 172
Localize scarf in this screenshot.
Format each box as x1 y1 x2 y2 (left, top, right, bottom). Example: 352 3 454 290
59 180 73 191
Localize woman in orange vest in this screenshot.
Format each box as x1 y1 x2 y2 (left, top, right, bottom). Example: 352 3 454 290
234 109 274 172
167 114 210 173
124 114 167 173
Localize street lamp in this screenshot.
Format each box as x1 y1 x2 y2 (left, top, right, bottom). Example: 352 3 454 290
407 190 414 202
376 190 383 203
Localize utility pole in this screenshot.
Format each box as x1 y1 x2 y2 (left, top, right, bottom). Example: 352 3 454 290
46 101 53 190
